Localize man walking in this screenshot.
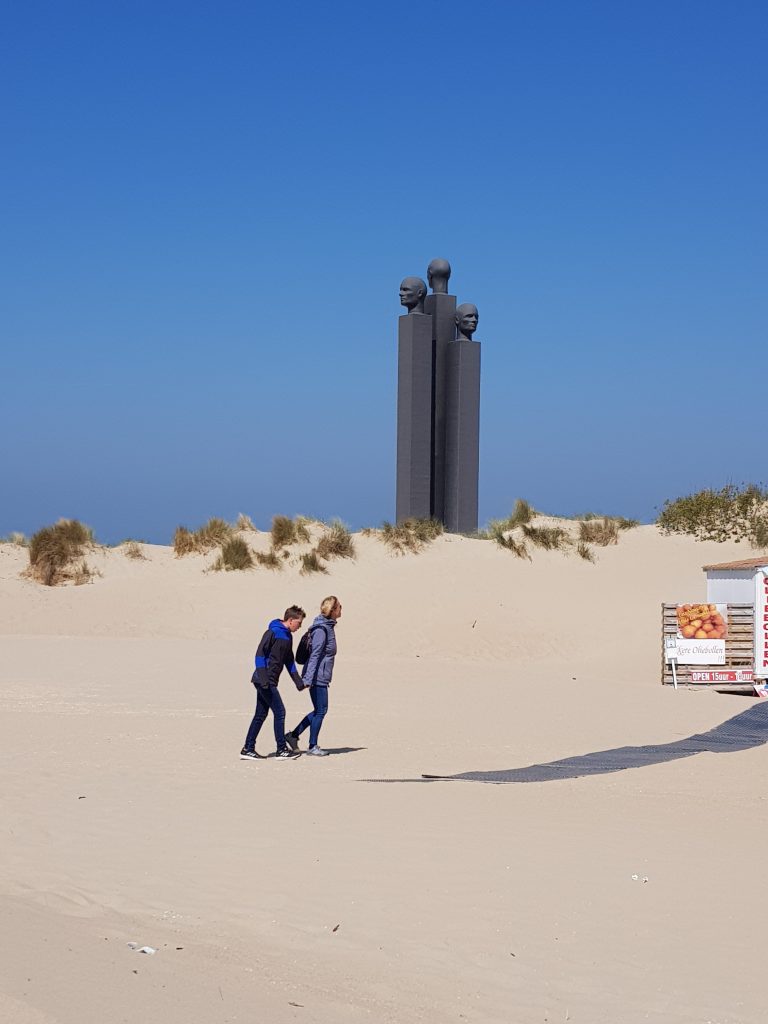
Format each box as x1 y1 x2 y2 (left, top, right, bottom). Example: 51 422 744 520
240 605 306 760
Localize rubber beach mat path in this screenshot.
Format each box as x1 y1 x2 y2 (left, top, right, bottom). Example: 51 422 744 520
370 699 768 784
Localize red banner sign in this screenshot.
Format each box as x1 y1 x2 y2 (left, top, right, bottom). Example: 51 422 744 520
756 568 768 679
690 670 753 683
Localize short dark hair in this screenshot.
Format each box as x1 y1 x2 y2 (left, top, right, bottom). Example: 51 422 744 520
283 605 306 622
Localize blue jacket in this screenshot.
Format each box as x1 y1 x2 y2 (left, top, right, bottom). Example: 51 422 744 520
302 615 337 688
252 619 303 689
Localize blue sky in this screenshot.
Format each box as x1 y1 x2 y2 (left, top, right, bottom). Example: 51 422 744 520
2 0 766 543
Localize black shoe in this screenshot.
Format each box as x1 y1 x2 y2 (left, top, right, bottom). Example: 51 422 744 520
275 748 300 759
285 731 299 752
240 747 261 760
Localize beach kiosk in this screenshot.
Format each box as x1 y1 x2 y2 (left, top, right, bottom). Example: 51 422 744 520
662 555 768 687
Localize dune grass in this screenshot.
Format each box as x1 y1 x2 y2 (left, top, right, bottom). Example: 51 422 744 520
28 519 96 586
122 541 147 560
235 513 258 532
271 514 311 549
578 517 620 546
315 520 355 561
491 526 531 559
379 518 443 555
211 536 254 572
520 523 570 551
300 550 328 575
576 541 596 562
1 531 28 547
255 549 282 570
174 518 236 556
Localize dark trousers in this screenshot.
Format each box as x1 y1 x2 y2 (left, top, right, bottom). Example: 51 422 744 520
244 684 286 753
293 685 329 748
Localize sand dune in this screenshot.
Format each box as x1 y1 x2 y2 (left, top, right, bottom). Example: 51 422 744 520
1 525 766 1023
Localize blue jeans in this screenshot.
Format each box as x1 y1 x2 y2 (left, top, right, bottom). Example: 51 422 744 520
293 685 329 748
244 685 286 752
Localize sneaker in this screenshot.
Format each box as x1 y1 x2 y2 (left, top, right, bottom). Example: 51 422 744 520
275 748 300 759
285 731 299 752
307 746 328 757
240 747 261 760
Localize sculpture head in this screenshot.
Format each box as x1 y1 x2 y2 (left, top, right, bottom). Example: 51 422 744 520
427 258 451 294
399 277 427 314
455 303 479 340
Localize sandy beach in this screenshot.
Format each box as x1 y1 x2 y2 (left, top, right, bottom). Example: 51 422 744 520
1 525 766 1024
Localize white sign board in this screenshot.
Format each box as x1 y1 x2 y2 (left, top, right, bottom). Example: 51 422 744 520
754 568 768 680
664 636 678 662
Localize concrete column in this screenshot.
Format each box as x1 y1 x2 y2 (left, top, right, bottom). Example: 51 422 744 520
395 312 434 523
444 339 481 534
424 291 456 523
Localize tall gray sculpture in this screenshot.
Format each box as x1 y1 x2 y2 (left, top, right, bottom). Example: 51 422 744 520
444 304 481 534
396 278 433 522
423 259 456 522
395 261 481 533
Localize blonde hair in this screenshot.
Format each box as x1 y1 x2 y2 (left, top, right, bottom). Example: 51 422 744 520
320 595 339 617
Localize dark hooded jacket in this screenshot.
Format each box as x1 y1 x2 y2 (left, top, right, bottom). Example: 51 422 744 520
252 618 303 689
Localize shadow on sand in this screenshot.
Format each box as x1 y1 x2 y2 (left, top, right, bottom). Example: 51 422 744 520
370 700 768 784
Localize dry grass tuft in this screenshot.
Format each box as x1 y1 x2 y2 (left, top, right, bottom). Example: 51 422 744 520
212 537 254 571
578 517 620 546
271 515 310 549
123 541 147 560
174 518 235 556
28 519 95 585
173 526 198 556
576 541 596 562
196 517 234 548
300 550 328 575
236 513 258 532
488 523 531 559
521 524 570 551
507 498 534 528
315 520 355 561
379 518 443 555
73 560 99 585
2 531 28 546
255 549 282 570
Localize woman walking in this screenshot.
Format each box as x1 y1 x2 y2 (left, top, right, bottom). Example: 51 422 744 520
286 595 341 756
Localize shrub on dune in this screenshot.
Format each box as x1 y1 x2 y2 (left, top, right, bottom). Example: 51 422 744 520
28 518 95 586
657 483 768 546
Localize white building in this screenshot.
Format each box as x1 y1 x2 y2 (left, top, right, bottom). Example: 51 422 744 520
704 555 768 604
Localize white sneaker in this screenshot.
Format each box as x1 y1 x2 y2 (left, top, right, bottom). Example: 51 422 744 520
307 746 328 757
